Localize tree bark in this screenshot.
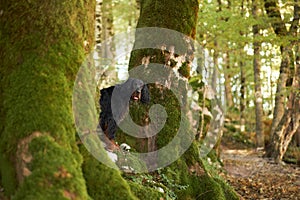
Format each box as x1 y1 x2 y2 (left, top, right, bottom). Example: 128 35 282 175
239 0 247 133
268 59 300 162
252 0 264 147
122 0 238 199
264 0 299 159
224 52 234 109
240 59 246 132
126 0 199 167
0 0 95 198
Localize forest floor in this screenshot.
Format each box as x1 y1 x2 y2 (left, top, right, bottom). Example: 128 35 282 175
220 137 300 199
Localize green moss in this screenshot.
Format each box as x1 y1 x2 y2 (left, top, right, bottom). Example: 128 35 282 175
0 154 17 196
154 142 239 200
137 0 199 37
0 0 95 197
128 182 163 200
13 135 89 200
128 0 199 69
116 82 182 150
0 0 94 154
79 146 138 200
115 70 238 199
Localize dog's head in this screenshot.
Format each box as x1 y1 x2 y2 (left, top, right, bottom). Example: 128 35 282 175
126 78 150 104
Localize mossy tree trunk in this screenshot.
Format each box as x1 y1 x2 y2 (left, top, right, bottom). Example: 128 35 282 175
127 0 199 153
0 1 96 199
120 0 239 199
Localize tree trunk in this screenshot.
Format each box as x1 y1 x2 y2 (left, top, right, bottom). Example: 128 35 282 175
264 0 299 159
95 0 117 88
239 0 247 133
120 0 238 199
224 52 234 109
240 59 246 133
95 0 103 44
268 60 300 162
294 43 300 147
101 0 114 56
269 45 291 143
126 0 199 168
0 0 95 198
252 0 264 148
264 0 289 146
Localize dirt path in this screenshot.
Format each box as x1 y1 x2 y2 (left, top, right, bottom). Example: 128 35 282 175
220 148 300 200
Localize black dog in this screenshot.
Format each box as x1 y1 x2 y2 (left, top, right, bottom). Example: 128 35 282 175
98 78 150 151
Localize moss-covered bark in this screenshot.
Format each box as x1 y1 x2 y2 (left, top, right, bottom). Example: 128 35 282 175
0 0 94 198
129 0 199 71
120 0 239 199
79 146 138 200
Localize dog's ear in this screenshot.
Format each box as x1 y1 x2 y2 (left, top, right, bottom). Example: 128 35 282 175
141 84 150 104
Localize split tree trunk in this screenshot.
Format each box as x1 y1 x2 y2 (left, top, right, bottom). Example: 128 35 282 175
264 0 299 160
268 57 300 162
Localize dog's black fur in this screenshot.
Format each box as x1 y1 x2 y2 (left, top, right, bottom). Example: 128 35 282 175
99 78 150 141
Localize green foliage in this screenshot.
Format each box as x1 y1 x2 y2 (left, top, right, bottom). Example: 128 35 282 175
178 62 191 78
128 182 163 200
115 150 148 172
112 0 140 32
124 169 189 200
189 75 204 90
161 143 239 200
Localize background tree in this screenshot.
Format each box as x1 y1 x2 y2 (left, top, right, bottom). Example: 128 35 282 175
264 0 300 161
252 0 265 147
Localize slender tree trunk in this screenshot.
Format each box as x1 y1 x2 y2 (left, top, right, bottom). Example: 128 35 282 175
95 0 103 44
294 43 300 147
212 43 223 158
101 0 114 57
252 0 264 148
240 59 246 132
269 45 291 141
239 0 247 133
224 52 234 109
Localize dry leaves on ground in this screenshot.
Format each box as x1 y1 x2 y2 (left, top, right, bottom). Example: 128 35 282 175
221 148 300 200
